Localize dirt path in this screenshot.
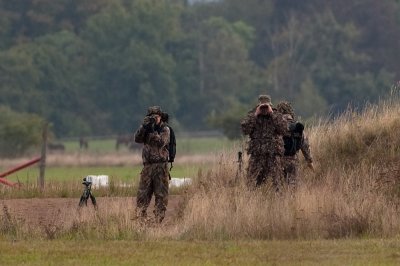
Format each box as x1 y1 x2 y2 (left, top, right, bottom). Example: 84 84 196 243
0 195 183 227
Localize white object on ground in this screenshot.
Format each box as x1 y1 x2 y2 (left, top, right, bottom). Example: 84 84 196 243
85 175 109 188
169 177 192 188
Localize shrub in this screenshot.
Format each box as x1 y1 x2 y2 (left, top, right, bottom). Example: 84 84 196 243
0 106 45 157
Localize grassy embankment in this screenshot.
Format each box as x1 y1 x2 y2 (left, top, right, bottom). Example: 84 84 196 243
181 99 400 240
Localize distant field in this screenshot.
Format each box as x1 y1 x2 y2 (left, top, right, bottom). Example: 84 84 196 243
0 136 217 198
0 239 399 265
0 163 199 198
4 164 200 184
2 136 225 184
62 136 238 154
1 135 236 184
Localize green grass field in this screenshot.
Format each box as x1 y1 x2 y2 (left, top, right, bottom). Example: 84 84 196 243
4 165 200 184
0 162 201 199
1 136 226 188
0 239 399 265
0 136 216 198
63 136 238 154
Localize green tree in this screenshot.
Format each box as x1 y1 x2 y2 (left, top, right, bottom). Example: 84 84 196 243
208 103 248 139
266 11 394 117
295 77 327 118
0 46 42 113
0 106 45 157
174 16 260 129
0 0 108 45
82 0 181 133
0 31 93 137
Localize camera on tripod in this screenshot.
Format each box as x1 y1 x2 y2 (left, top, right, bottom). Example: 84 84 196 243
82 176 92 187
78 176 97 209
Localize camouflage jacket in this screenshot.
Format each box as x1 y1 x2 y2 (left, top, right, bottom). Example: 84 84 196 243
134 121 170 164
282 114 313 163
241 111 286 157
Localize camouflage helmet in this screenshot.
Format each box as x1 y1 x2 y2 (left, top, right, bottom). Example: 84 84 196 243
258 95 272 105
276 101 295 117
147 106 162 116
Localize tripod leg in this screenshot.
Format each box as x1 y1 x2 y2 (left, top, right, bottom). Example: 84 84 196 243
78 190 89 207
89 192 97 209
78 194 86 207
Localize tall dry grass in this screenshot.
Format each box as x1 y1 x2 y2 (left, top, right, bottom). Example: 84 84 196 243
179 99 400 240
2 99 400 241
0 199 177 240
310 100 400 169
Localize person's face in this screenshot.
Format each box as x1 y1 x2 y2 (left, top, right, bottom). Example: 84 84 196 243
154 114 161 125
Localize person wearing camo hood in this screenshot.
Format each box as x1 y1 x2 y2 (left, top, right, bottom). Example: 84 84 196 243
276 101 314 188
241 95 287 191
134 106 170 223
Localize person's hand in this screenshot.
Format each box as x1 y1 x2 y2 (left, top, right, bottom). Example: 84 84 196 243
143 116 155 130
266 105 273 114
143 116 151 125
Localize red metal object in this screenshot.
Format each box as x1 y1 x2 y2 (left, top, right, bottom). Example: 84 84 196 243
0 177 18 187
0 157 41 187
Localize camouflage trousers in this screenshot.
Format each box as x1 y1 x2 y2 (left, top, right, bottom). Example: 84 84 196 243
136 162 169 223
282 156 298 187
246 154 283 190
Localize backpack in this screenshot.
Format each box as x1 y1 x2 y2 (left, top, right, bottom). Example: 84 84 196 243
167 125 176 164
150 122 176 163
283 122 304 156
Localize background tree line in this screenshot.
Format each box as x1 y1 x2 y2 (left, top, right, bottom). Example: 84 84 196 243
0 0 399 145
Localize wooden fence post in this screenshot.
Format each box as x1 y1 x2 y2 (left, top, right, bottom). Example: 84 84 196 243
39 122 48 190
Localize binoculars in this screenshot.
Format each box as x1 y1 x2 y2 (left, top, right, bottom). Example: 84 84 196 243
259 104 270 110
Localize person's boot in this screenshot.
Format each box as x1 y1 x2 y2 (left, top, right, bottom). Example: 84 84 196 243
135 208 147 224
154 209 165 224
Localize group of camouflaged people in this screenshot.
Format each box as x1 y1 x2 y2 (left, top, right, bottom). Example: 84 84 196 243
241 95 313 191
133 95 313 223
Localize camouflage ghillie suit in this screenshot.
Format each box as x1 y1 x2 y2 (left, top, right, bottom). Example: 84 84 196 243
134 106 170 223
277 101 313 187
241 95 287 190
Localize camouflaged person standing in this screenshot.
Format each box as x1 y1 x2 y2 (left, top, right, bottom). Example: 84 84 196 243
241 95 287 190
134 106 170 223
276 101 314 188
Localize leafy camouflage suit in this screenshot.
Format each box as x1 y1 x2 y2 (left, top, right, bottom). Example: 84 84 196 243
241 96 287 190
277 102 313 187
134 106 170 223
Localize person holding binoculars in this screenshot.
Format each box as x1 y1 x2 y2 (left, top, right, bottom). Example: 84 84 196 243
134 106 170 223
241 95 287 191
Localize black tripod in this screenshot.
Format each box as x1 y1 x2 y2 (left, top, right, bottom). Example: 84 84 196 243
78 177 97 209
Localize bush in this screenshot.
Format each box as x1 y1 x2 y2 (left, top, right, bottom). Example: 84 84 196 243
0 106 45 157
208 105 248 140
